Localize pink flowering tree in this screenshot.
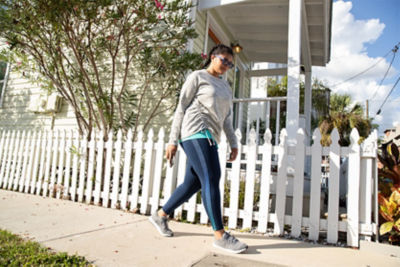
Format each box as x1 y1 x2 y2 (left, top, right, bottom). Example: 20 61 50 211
0 0 203 141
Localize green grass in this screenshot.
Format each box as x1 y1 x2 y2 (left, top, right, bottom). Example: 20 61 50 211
0 229 92 266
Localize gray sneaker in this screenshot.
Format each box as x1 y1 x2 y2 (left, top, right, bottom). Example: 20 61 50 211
213 232 248 254
149 211 174 237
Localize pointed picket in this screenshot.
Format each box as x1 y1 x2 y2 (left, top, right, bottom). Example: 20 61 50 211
130 129 143 211
85 131 96 204
3 130 17 189
63 130 73 199
243 128 257 229
93 130 105 205
0 130 6 168
19 131 33 192
56 130 66 199
151 128 166 215
274 129 288 235
13 131 27 191
30 131 43 194
228 129 242 229
0 131 11 187
347 128 360 247
111 130 123 208
163 145 179 207
70 131 80 201
102 130 114 207
42 130 54 196
140 129 155 215
218 133 228 218
258 128 272 233
291 128 306 238
174 148 187 220
49 130 60 197
120 129 133 210
24 131 37 193
36 131 48 195
327 128 340 244
309 128 322 241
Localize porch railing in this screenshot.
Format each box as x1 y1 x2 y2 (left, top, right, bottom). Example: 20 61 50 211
0 126 378 247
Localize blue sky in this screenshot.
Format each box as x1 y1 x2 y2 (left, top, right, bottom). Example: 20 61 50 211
313 0 400 135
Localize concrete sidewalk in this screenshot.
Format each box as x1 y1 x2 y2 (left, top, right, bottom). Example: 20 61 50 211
0 189 399 267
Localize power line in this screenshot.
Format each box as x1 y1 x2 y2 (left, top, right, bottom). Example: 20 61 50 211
376 74 400 115
330 42 400 88
369 44 398 100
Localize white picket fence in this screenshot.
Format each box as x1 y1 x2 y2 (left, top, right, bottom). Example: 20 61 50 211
0 126 378 247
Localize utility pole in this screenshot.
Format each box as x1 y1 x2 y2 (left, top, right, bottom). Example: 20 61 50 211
366 100 369 119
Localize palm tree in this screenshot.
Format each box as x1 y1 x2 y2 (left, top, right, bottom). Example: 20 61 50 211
319 94 375 146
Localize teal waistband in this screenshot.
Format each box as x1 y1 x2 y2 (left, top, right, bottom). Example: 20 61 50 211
179 129 216 144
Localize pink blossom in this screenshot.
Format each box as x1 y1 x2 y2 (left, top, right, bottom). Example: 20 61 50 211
154 0 164 10
158 14 162 19
5 41 9 45
201 53 207 59
17 61 22 66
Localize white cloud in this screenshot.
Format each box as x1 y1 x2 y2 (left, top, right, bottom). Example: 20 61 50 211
312 0 399 134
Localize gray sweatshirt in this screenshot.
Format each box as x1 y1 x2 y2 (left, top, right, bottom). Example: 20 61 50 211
168 69 238 148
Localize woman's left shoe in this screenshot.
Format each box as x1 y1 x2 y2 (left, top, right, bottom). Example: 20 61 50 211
213 232 248 254
149 211 174 237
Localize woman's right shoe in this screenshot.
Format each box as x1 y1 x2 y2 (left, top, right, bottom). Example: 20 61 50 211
213 232 248 254
149 211 174 237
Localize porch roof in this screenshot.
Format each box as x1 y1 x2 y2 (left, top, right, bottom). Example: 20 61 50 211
199 0 332 67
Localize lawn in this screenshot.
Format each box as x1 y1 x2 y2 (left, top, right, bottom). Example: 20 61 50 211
0 229 92 266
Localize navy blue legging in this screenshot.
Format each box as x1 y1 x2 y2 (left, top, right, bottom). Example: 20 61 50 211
162 138 223 231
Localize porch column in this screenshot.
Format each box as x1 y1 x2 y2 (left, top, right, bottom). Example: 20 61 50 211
285 0 302 145
304 71 312 145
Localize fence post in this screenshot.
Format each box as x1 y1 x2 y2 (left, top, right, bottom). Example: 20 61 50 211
37 130 48 196
24 131 37 193
359 130 378 241
347 128 361 247
291 128 305 237
327 128 340 244
258 129 272 233
70 131 80 201
274 129 288 235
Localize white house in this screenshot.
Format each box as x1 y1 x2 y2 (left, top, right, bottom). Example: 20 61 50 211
0 0 333 145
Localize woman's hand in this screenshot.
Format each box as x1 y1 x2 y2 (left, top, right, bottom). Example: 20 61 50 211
165 144 178 166
228 147 238 162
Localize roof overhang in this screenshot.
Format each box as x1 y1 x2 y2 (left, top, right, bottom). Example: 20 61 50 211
199 0 332 67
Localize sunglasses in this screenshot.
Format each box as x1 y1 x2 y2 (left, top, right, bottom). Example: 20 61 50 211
215 55 234 69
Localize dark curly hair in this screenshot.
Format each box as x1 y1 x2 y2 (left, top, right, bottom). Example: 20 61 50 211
201 44 234 69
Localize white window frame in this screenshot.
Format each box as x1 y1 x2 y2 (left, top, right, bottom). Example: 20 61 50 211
0 62 10 108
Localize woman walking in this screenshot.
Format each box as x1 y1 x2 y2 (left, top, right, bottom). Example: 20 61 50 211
149 44 248 254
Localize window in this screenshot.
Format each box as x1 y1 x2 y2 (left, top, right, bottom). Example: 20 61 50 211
0 61 9 107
